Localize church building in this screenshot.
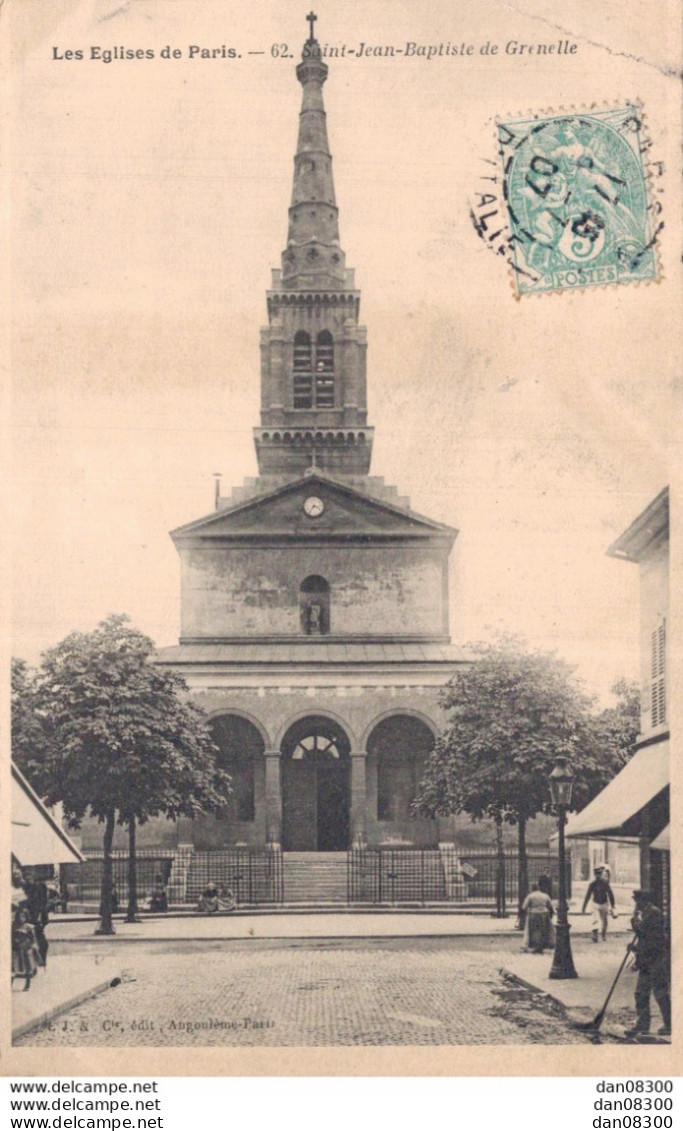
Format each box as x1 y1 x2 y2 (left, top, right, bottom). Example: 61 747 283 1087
153 18 467 893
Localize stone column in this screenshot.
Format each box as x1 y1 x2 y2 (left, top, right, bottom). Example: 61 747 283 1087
264 750 282 845
350 751 367 844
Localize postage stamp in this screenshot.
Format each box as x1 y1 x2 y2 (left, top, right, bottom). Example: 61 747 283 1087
497 106 660 296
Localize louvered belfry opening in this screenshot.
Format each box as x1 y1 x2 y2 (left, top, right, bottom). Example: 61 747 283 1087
314 330 334 407
293 330 313 409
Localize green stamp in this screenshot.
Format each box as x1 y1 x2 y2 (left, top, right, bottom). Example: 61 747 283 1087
498 106 659 296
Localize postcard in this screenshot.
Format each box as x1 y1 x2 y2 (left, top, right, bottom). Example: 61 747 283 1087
5 0 681 1078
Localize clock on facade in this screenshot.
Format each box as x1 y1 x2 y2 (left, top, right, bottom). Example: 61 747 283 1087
303 496 325 518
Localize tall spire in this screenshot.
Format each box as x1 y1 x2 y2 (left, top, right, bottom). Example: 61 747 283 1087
281 14 347 289
253 15 372 479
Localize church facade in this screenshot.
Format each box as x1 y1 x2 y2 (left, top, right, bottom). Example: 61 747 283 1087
154 22 467 860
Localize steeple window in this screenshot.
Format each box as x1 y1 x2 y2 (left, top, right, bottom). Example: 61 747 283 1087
315 331 335 408
293 331 313 409
292 330 335 410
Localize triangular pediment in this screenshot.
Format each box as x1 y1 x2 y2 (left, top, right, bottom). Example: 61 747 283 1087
172 471 456 543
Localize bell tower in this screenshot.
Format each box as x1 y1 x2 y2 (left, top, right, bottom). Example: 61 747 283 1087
253 15 373 478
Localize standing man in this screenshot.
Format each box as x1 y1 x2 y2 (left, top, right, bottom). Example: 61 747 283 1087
582 865 616 942
626 889 671 1038
22 874 50 967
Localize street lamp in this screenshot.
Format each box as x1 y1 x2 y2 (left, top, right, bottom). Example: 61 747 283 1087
549 756 578 979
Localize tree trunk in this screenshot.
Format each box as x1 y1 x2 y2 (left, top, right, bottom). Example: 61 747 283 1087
125 816 140 923
96 808 116 935
516 815 528 930
493 814 507 918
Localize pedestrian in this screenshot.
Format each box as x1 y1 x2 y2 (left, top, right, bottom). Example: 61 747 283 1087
59 875 70 914
521 879 555 954
11 903 41 989
625 889 671 1038
582 866 616 941
22 875 50 967
538 873 553 898
148 873 168 913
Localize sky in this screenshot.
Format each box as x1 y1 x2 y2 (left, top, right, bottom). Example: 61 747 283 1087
10 0 680 705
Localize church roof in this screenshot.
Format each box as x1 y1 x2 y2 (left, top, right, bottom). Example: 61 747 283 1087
171 468 457 543
155 640 468 666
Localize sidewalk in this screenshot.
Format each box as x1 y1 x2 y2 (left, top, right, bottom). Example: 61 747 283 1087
12 955 122 1041
47 910 632 943
502 933 669 1042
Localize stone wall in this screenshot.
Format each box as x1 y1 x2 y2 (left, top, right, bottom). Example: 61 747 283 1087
180 542 446 639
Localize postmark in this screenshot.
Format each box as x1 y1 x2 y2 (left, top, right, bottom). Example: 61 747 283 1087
495 106 661 296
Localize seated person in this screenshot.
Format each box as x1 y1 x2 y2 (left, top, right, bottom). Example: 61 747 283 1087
197 882 220 913
215 885 236 912
148 874 168 913
196 882 236 913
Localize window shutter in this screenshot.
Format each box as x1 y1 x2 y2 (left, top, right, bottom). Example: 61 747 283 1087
651 619 666 726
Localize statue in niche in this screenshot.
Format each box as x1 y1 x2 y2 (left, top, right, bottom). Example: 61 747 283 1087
307 602 322 634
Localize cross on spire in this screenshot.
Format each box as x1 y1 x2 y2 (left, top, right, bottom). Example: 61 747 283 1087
306 10 317 40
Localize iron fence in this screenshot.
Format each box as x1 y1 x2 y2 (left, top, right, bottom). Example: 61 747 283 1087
348 846 571 904
455 850 571 903
348 848 446 903
61 847 284 906
186 849 284 905
61 851 173 908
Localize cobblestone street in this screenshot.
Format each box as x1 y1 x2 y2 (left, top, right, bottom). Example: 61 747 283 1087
17 938 595 1047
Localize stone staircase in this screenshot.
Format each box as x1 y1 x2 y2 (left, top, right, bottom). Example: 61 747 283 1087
283 852 347 903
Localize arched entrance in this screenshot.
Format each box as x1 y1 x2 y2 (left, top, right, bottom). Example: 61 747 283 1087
281 716 351 851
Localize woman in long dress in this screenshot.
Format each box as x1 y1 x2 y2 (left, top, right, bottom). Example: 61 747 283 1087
522 880 555 954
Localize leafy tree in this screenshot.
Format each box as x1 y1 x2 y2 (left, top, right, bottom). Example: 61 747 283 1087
415 637 630 920
13 615 230 934
11 658 50 778
595 678 640 767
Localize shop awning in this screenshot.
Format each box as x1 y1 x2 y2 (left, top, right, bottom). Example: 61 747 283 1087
651 824 670 851
565 741 669 839
12 763 84 866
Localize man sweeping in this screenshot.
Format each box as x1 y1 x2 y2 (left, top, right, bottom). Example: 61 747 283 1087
625 889 671 1039
582 866 616 942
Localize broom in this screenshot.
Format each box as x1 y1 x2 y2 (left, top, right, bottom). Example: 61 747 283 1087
573 934 635 1032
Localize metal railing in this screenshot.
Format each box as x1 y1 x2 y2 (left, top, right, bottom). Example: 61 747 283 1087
348 846 571 905
61 847 284 907
61 851 173 907
186 848 284 905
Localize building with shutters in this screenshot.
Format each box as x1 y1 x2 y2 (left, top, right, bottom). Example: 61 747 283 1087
566 487 670 922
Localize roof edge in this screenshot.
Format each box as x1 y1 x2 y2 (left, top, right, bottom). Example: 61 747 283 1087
606 486 669 563
171 469 458 540
12 762 85 863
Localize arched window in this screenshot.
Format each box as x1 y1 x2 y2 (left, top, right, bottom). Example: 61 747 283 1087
209 715 264 822
299 575 330 635
292 733 341 760
293 331 313 409
315 330 335 408
368 716 435 821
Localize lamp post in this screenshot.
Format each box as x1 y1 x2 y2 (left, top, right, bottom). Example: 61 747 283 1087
549 756 578 979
